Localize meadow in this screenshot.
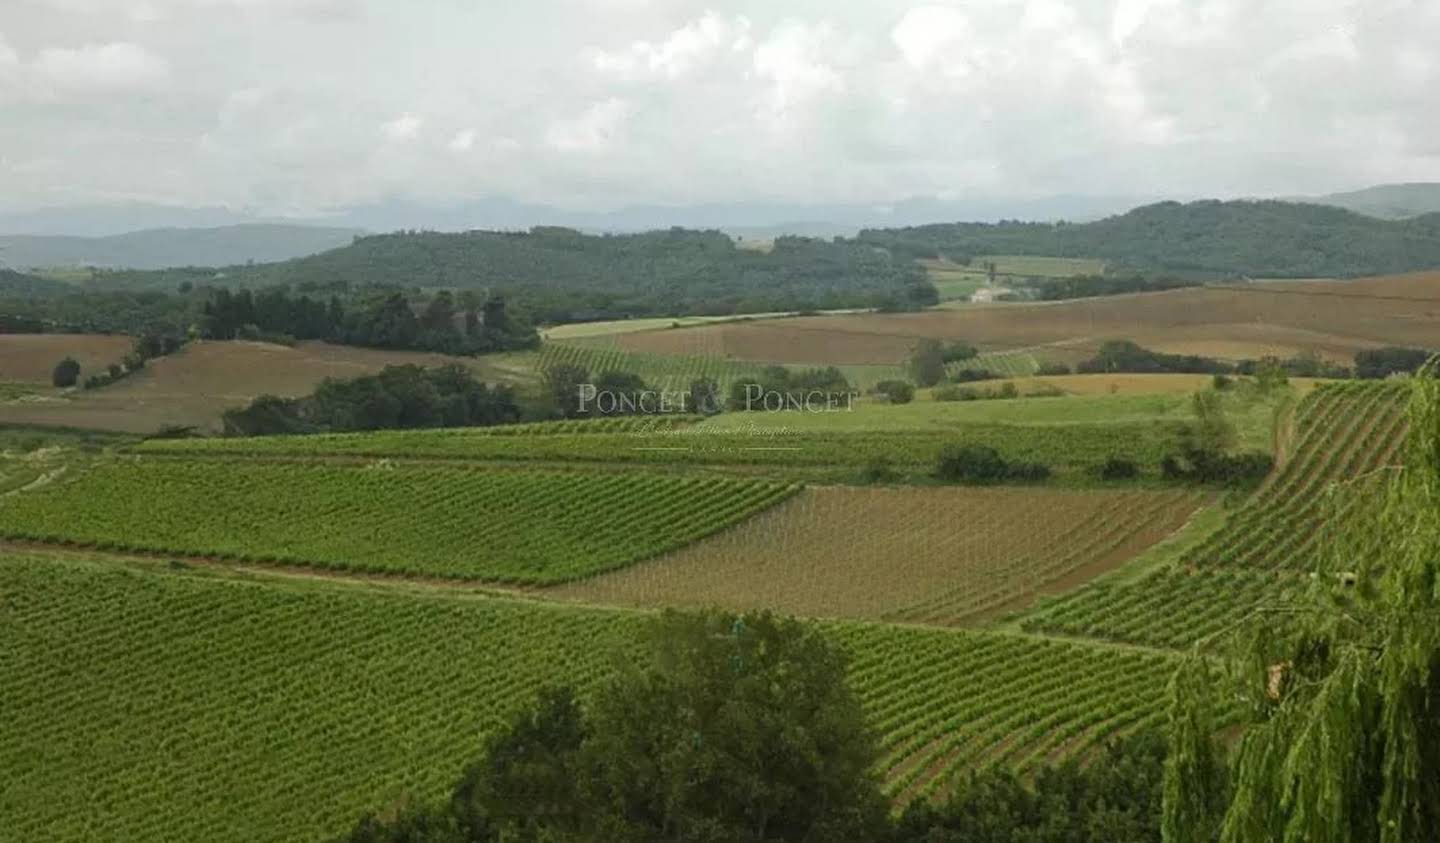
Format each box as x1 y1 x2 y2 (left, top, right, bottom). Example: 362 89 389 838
0 553 1174 843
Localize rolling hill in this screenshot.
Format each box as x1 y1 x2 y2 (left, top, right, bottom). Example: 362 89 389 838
1309 182 1440 220
0 224 363 271
858 200 1440 278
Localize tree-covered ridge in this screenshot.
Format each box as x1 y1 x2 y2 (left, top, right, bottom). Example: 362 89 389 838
858 200 1440 278
0 269 68 298
92 228 938 322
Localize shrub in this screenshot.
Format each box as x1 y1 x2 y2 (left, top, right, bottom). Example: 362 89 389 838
1098 457 1140 480
51 357 81 388
951 368 998 383
935 444 1010 484
1035 362 1072 376
874 380 915 404
859 456 901 484
996 382 1020 399
932 385 978 402
1212 374 1234 391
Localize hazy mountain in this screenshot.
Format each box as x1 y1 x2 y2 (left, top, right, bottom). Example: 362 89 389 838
0 194 1161 248
0 224 365 271
1304 183 1440 220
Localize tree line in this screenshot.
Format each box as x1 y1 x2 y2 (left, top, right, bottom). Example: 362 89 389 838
856 200 1440 278
221 365 521 436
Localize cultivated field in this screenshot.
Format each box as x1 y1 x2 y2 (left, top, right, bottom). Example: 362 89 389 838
0 553 1174 842
0 338 539 433
1021 381 1411 648
612 273 1440 367
0 333 133 383
554 485 1207 623
0 459 796 582
134 421 1186 479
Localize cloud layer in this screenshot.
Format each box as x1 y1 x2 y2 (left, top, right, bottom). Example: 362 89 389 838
1 0 1436 213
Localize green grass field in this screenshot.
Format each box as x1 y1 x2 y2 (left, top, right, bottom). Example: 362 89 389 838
0 460 797 582
0 553 1175 842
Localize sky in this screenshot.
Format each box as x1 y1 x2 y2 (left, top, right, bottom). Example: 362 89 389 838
0 0 1436 215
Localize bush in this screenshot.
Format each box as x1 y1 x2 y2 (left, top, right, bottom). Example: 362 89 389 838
51 357 81 388
951 368 998 383
996 382 1019 399
935 444 1049 484
1212 374 1234 391
1035 362 1072 376
874 380 915 404
932 385 978 402
859 456 901 484
1098 457 1140 480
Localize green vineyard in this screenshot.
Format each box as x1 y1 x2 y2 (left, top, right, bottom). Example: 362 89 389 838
538 340 1044 393
135 421 1184 476
0 460 797 583
0 554 1176 843
1021 567 1307 649
1018 382 1411 649
537 341 770 392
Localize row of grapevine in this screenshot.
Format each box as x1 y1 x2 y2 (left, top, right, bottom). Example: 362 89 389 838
537 341 770 393
135 421 1182 474
1182 381 1409 571
948 350 1041 379
882 489 1206 625
1019 567 1306 650
832 625 1175 803
556 487 1206 623
1013 381 1411 650
0 553 1180 842
0 459 798 583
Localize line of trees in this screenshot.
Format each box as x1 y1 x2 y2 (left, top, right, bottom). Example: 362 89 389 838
221 364 521 436
201 287 538 355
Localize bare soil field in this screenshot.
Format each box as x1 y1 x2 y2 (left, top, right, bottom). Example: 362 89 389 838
0 339 538 433
0 334 134 384
615 272 1440 366
552 485 1207 624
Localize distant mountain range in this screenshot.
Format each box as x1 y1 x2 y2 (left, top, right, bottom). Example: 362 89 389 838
0 225 363 272
0 184 1436 271
1302 183 1440 220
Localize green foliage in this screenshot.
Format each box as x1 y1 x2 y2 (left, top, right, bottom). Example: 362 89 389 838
1079 340 1234 375
1354 346 1433 379
858 200 1440 278
1161 654 1229 843
1165 363 1440 842
934 443 1050 484
50 357 80 387
0 460 797 582
1029 273 1203 300
223 364 522 435
907 339 947 387
99 228 936 322
873 380 915 404
137 421 1180 478
892 731 1168 843
0 552 1178 843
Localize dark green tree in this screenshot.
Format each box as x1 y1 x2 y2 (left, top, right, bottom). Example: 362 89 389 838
908 339 948 388
51 357 81 387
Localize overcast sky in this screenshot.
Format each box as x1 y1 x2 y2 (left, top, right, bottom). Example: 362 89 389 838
0 0 1436 214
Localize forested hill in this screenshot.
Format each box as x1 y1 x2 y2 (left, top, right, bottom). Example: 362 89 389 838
0 269 67 298
93 228 936 322
858 200 1440 278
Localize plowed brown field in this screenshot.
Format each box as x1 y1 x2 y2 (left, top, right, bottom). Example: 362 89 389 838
614 273 1440 366
0 338 537 433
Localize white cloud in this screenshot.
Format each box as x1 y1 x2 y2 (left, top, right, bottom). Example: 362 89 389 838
2 0 1439 212
447 129 477 152
545 98 630 152
381 113 422 142
587 12 751 79
32 42 169 91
